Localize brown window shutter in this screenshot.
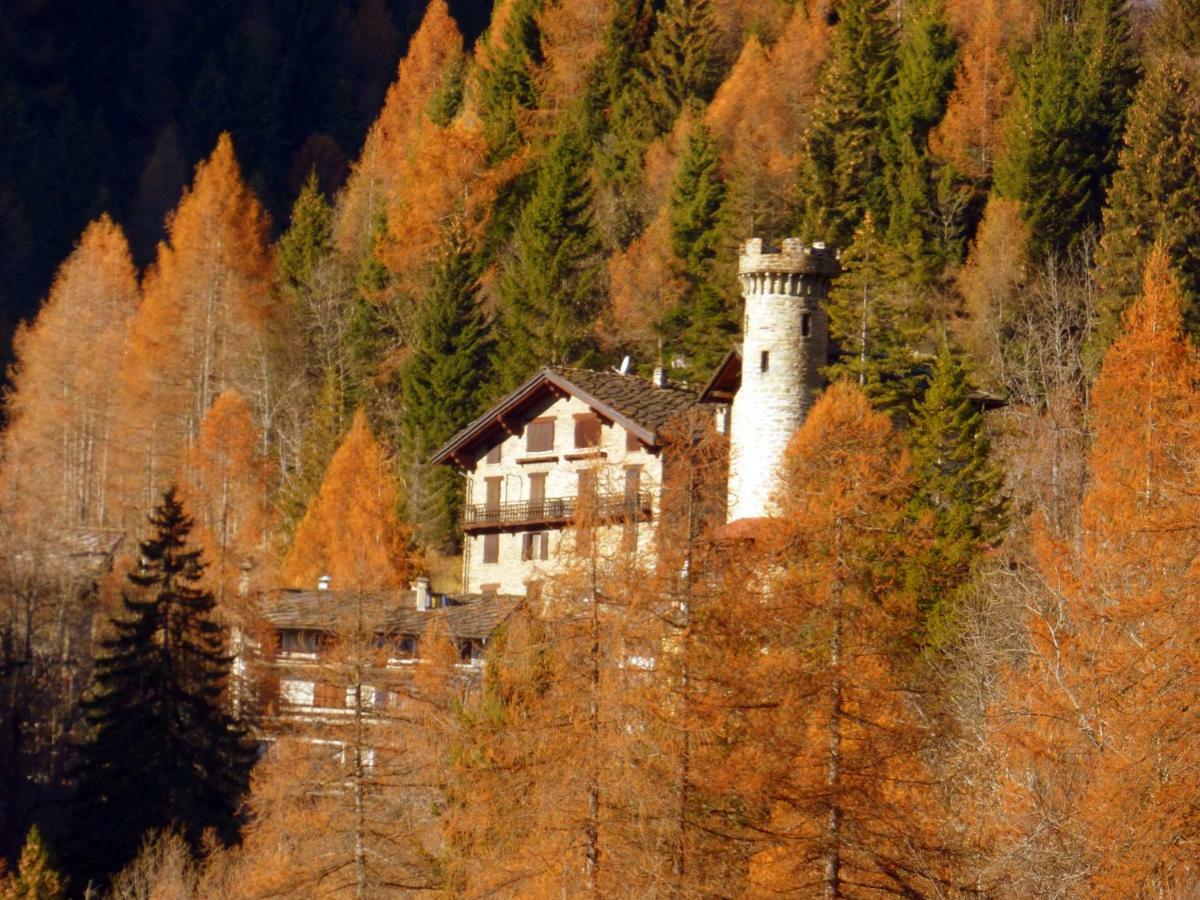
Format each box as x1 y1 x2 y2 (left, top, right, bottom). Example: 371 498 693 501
624 466 641 501
485 477 502 512
539 532 550 560
521 533 533 561
527 418 555 452
574 414 601 448
483 533 500 564
529 473 546 509
486 442 502 464
626 429 642 452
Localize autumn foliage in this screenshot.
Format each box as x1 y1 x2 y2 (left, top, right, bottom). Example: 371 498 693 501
282 409 414 590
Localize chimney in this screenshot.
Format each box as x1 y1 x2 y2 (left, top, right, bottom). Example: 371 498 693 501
413 576 431 611
652 366 668 388
317 574 331 591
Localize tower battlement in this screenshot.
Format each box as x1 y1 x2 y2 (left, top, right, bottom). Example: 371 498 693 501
738 238 840 281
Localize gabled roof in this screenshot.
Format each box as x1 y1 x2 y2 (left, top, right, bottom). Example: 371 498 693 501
263 589 523 641
698 346 742 404
430 366 701 467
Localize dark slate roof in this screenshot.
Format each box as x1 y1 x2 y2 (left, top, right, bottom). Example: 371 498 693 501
551 366 701 436
262 589 522 641
430 365 702 466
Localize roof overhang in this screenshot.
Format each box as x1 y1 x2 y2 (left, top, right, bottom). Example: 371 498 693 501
430 367 659 468
698 347 742 404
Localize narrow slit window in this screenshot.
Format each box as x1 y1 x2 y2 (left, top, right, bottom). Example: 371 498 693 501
801 313 811 338
760 350 770 373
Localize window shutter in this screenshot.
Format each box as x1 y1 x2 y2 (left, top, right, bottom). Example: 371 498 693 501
486 443 502 464
527 418 555 452
574 414 601 448
483 533 499 564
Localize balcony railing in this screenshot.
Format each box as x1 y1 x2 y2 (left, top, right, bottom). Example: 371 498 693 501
463 491 653 530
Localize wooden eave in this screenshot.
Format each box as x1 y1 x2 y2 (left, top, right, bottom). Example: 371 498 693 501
429 368 659 469
698 347 742 405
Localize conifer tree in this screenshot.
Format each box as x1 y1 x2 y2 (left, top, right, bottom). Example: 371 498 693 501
1096 57 1200 341
906 342 1006 637
282 409 413 591
824 216 924 411
400 218 493 554
994 1 1137 261
0 826 67 899
662 121 735 380
795 0 898 247
884 0 959 272
70 488 254 887
638 0 724 136
743 383 959 895
277 170 334 298
495 115 603 389
476 0 544 161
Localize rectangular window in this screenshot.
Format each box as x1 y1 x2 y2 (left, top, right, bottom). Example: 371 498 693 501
485 477 502 512
574 414 601 448
527 418 555 453
624 466 641 502
578 469 597 501
801 313 811 338
313 683 344 709
480 583 500 595
486 443 502 464
626 429 641 452
760 350 770 373
483 532 499 564
528 472 546 514
521 532 550 561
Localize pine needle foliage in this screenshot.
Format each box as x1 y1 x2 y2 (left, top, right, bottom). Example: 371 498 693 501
495 113 603 389
0 827 67 899
906 341 1006 638
796 0 898 247
400 217 493 553
69 488 253 887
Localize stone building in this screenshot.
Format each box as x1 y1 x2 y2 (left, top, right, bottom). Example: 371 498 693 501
430 366 703 595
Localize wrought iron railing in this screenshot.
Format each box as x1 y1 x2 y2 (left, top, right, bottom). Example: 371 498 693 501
463 491 652 529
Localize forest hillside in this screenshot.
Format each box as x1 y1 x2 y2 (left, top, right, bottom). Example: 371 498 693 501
4 0 1200 895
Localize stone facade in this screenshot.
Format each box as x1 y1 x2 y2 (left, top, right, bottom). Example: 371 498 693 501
726 238 839 521
461 393 663 595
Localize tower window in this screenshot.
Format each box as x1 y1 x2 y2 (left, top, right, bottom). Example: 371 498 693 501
760 351 770 373
801 313 811 338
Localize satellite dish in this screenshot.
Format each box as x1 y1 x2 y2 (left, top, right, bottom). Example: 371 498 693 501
615 355 631 375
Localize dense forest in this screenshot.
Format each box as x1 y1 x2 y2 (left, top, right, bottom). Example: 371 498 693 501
3 0 1200 895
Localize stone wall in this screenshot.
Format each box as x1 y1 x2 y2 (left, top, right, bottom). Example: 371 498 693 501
727 239 837 520
461 394 664 595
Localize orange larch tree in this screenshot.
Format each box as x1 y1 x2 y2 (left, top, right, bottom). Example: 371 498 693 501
730 383 964 896
992 247 1200 894
0 214 139 531
111 133 274 532
178 389 274 609
282 408 414 591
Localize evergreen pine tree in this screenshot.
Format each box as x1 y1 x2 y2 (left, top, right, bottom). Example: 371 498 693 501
400 217 494 554
662 121 736 380
884 0 959 274
906 341 1006 639
495 115 603 389
824 216 924 412
277 170 334 298
637 0 724 136
795 0 898 247
1 827 67 899
994 0 1137 261
70 488 254 887
477 0 544 162
1096 57 1200 343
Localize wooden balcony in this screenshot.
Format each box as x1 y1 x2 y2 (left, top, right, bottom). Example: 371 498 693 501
463 492 653 531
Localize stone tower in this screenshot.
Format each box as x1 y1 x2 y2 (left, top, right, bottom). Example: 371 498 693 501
726 237 840 521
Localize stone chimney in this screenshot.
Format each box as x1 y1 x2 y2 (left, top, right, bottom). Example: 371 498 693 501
317 574 331 591
413 576 431 611
652 366 668 387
